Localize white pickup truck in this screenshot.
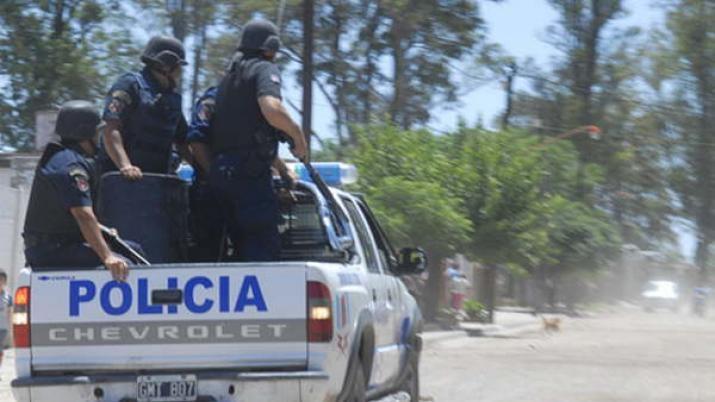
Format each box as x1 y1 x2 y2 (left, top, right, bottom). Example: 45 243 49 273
11 164 425 402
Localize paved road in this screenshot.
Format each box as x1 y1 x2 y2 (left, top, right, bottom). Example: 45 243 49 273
1 348 14 401
2 309 713 402
421 309 715 402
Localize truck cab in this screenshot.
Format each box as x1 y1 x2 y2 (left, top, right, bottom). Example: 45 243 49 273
11 163 425 402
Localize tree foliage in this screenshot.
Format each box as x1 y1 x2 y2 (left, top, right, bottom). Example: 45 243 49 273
349 124 620 316
509 0 675 250
0 0 137 150
655 0 715 273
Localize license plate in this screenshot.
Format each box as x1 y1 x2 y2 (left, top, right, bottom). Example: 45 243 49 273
137 374 198 402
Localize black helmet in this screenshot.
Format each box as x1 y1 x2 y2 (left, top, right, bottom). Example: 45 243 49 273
238 20 281 53
141 36 188 69
55 100 101 141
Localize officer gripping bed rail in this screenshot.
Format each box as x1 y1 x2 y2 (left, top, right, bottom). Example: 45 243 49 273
22 101 145 282
100 36 191 179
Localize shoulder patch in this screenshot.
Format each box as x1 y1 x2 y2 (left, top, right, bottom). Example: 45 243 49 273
270 74 281 84
112 90 132 104
108 90 132 114
69 167 90 193
197 98 216 122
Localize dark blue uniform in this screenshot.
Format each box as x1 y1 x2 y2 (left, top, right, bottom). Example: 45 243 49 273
188 87 217 145
186 87 224 261
199 56 283 261
100 67 188 174
23 143 140 269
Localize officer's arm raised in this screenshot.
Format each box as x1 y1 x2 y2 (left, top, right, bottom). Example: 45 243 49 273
70 206 129 281
258 96 308 160
103 120 142 180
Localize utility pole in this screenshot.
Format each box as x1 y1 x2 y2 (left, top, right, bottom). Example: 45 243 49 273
302 0 314 160
501 61 517 130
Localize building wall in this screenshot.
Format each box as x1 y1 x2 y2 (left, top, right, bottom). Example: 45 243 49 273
0 155 38 289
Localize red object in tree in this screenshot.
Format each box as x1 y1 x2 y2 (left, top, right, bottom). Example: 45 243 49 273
585 125 602 140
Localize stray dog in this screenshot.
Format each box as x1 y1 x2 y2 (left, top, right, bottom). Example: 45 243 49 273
542 316 562 333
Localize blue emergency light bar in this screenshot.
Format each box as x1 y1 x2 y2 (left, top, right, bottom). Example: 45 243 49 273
176 161 358 187
292 162 358 187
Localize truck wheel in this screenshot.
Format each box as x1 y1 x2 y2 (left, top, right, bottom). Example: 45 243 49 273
344 357 367 402
399 354 420 402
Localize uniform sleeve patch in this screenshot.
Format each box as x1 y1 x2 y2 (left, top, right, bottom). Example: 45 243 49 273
108 90 132 114
270 74 281 84
197 98 215 123
69 167 90 193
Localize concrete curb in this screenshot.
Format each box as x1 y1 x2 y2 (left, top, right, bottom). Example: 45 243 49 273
481 322 543 338
420 320 543 346
420 330 468 347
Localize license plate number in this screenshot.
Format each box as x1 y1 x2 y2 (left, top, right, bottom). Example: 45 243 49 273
137 374 197 402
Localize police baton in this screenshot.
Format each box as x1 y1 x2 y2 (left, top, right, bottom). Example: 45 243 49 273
99 224 151 266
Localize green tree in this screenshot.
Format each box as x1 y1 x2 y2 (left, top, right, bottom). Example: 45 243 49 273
0 0 133 149
381 0 487 129
657 0 715 275
305 0 497 146
351 125 472 319
451 129 615 269
508 0 674 249
350 124 620 316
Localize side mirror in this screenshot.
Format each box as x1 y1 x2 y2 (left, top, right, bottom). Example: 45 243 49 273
397 247 427 274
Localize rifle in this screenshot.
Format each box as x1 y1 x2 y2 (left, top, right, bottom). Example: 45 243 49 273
299 158 350 233
277 131 352 240
99 224 151 265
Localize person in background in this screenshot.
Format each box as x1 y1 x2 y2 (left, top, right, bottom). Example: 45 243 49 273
447 263 470 310
0 270 12 370
451 273 471 311
446 260 460 279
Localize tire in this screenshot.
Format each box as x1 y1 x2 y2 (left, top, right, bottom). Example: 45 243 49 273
399 354 420 402
343 357 367 402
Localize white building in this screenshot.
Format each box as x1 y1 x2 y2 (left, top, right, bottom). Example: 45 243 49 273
0 153 39 288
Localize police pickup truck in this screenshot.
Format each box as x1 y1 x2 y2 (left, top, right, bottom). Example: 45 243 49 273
11 163 426 402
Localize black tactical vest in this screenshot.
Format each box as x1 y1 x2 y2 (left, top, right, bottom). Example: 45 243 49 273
98 69 183 175
211 56 278 162
23 143 96 239
125 71 183 173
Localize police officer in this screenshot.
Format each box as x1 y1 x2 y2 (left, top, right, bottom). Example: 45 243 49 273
23 100 139 281
190 19 307 262
185 86 224 261
100 35 190 179
188 86 298 261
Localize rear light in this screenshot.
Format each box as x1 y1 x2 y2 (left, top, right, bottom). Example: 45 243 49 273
307 281 333 342
13 287 30 348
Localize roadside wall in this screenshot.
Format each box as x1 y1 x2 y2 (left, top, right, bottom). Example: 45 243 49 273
0 155 37 289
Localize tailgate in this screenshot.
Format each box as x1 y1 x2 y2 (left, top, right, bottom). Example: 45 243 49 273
30 263 307 372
